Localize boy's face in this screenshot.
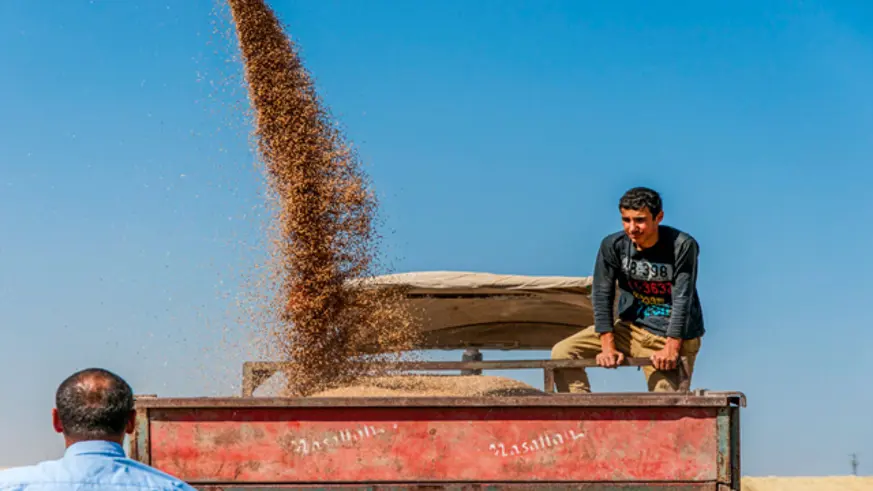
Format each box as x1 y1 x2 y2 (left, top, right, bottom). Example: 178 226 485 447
620 207 663 248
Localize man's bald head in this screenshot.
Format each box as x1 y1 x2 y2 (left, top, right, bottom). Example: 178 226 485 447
55 368 134 441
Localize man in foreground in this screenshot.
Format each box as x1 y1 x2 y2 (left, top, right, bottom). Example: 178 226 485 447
0 368 196 491
552 187 705 393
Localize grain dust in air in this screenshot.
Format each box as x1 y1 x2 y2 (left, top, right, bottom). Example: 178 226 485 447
226 0 421 396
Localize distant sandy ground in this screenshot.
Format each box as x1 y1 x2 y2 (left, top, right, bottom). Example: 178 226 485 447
743 477 873 490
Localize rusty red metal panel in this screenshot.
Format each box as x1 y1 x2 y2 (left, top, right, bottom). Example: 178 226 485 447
196 485 716 490
146 405 721 484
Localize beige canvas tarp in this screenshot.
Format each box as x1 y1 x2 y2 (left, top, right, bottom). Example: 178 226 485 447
349 271 594 350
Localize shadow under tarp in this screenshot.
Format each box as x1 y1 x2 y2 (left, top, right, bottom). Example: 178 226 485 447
348 271 595 351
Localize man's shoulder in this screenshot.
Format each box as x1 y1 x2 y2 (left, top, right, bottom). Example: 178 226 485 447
120 459 197 490
0 461 58 479
0 457 196 491
0 460 63 487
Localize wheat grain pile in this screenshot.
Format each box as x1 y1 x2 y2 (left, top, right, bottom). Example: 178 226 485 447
226 0 420 396
311 375 545 398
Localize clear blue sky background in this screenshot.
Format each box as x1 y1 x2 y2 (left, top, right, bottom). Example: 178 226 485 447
1 0 871 477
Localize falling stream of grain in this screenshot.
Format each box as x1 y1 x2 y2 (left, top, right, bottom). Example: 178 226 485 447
225 0 419 396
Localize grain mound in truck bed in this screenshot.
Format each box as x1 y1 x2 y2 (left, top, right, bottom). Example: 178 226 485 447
311 375 545 397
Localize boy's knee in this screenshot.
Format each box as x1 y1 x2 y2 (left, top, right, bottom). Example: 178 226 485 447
552 327 601 360
551 339 572 360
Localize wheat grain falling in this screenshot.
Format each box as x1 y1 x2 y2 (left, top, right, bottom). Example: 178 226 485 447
226 0 419 396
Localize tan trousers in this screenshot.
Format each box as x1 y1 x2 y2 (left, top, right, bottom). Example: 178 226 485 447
550 321 702 393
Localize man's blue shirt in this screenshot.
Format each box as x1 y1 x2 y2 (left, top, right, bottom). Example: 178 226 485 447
0 440 196 491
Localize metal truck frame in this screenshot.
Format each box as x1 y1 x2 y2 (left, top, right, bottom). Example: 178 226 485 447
128 358 744 490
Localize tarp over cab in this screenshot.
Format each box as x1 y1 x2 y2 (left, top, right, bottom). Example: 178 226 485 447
349 271 594 351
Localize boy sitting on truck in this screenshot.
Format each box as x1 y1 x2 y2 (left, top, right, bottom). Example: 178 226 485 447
551 187 704 393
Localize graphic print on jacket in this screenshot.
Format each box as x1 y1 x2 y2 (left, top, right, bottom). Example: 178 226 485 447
621 255 674 320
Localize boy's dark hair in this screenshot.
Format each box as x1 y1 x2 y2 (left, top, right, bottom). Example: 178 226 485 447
619 187 663 217
55 368 134 440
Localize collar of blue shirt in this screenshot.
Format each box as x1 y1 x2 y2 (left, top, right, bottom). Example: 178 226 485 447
64 440 126 458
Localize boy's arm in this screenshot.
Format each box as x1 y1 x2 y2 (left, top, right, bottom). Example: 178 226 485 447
591 238 619 335
665 237 700 339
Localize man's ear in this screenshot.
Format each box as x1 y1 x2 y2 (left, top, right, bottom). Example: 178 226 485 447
52 408 63 434
654 210 664 224
125 410 137 435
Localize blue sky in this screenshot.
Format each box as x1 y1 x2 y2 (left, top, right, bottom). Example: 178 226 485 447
1 0 872 477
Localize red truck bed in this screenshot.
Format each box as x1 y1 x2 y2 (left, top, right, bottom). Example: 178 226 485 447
129 391 743 490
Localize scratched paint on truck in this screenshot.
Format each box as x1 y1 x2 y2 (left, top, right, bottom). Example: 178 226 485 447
147 406 719 483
